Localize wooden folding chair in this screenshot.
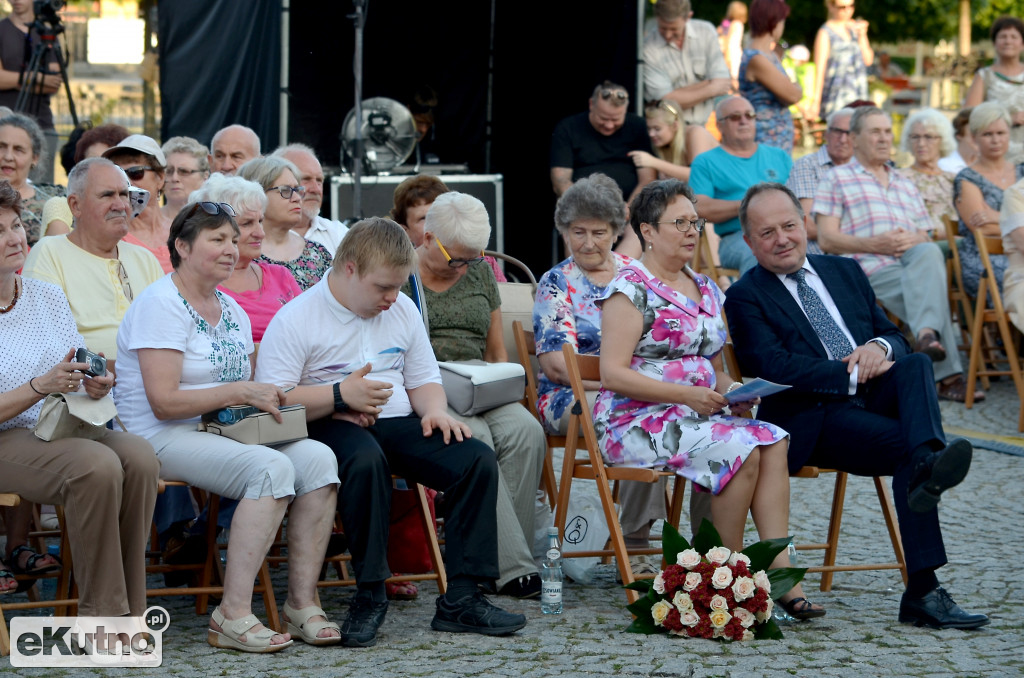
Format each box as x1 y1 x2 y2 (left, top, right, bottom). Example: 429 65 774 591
942 216 976 352
554 344 687 604
696 231 740 283
511 320 562 510
964 232 1024 429
721 342 907 591
145 481 282 633
1 494 77 657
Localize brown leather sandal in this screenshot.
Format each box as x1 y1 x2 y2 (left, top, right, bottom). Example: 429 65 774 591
936 376 985 403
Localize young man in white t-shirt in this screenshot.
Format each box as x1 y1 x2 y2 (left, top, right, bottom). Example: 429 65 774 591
256 218 526 647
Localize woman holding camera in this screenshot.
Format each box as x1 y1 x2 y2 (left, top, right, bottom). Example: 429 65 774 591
114 201 340 652
0 178 160 621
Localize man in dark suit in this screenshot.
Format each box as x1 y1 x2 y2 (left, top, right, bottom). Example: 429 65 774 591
723 182 989 630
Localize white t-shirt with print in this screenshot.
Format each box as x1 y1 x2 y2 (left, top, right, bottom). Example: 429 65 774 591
255 275 441 420
115 275 254 438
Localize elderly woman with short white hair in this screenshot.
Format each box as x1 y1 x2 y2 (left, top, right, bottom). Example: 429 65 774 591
403 191 546 599
954 101 1022 297
161 136 211 221
897 108 957 234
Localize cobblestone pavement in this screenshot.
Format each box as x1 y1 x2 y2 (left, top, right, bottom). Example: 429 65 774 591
3 381 1023 677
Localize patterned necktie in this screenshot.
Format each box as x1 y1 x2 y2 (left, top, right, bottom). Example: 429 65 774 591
789 269 854 359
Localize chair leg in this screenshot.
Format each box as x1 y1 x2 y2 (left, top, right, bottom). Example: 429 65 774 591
542 448 558 511
415 482 447 594
257 559 282 633
0 606 9 657
195 494 221 617
596 468 636 603
819 472 849 593
873 477 908 586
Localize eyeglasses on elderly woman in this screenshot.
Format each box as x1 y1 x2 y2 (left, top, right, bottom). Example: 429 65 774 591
436 237 485 268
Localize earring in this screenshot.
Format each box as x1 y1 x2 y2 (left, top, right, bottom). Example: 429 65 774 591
647 242 653 250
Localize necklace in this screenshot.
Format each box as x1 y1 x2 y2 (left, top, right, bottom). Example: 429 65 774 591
249 262 261 286
0 277 20 314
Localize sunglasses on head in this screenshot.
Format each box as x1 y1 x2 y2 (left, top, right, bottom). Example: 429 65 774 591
122 166 156 181
185 201 237 220
599 88 628 103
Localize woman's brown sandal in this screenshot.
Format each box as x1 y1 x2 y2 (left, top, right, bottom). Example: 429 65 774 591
776 596 827 620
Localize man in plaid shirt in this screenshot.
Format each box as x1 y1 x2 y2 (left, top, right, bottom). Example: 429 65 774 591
812 106 979 402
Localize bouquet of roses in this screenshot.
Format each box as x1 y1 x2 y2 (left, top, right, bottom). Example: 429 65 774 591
625 520 806 640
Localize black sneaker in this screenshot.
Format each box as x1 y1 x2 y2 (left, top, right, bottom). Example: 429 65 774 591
497 574 542 599
431 591 527 635
340 596 389 647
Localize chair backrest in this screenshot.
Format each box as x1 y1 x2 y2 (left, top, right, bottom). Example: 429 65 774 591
696 234 720 280
975 231 1007 314
512 320 543 417
561 343 605 468
491 252 538 361
943 216 970 297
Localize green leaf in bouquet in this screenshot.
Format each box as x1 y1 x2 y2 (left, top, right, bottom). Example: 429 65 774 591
753 618 784 639
626 615 660 634
627 594 656 618
743 536 791 572
661 522 691 565
767 566 807 595
692 518 723 554
624 579 654 592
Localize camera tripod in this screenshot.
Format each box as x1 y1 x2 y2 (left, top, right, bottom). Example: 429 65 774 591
14 16 78 128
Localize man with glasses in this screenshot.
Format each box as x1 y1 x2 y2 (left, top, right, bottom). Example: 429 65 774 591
22 157 163 377
689 96 793 274
787 107 856 254
550 81 655 221
642 0 731 126
813 106 979 403
209 124 261 176
273 143 348 256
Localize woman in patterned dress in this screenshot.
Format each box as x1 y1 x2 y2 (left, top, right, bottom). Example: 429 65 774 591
238 156 333 291
811 0 873 120
114 202 341 651
897 108 958 235
954 102 1022 297
595 178 823 618
739 0 801 151
965 17 1024 144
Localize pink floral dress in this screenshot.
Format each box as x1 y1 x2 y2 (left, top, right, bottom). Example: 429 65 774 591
592 263 787 495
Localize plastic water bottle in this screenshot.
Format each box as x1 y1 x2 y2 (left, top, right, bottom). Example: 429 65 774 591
772 541 798 622
541 527 563 614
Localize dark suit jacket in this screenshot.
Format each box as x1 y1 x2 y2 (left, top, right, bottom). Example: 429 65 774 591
723 254 911 470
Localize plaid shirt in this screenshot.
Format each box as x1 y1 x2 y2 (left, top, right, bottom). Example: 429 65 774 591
642 19 728 125
787 145 836 199
812 157 930 276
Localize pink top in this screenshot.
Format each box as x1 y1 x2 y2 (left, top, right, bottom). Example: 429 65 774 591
218 262 302 342
123 232 174 273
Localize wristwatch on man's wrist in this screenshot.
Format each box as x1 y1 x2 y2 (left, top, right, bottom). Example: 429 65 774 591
333 382 349 413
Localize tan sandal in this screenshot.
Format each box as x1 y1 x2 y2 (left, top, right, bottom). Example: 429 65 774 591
282 602 341 646
208 607 293 653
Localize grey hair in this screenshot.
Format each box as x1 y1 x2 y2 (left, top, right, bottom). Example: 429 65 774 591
714 95 744 120
900 108 955 157
739 182 805 236
189 172 267 216
553 173 627 237
849 106 888 134
68 156 121 198
825 107 856 127
653 0 691 21
162 136 210 173
969 101 1012 137
237 155 301 191
272 142 317 159
424 191 491 251
0 113 45 164
210 124 261 156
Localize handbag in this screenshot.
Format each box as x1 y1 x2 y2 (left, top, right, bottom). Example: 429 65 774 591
33 392 119 442
438 360 526 416
387 485 438 574
198 404 308 446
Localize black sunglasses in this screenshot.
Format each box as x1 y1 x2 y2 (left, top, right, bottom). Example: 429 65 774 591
122 165 156 181
185 201 237 220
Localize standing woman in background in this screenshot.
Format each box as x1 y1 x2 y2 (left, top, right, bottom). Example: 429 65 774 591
739 0 802 151
965 17 1024 144
629 101 717 182
812 0 873 121
719 2 748 92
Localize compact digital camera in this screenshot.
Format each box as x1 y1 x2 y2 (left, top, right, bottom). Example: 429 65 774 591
75 348 107 377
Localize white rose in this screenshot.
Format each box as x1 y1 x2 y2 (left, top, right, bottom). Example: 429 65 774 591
709 609 732 629
651 599 673 625
731 576 756 601
728 552 751 568
711 565 734 589
732 607 756 628
680 609 700 627
683 571 702 592
709 594 729 612
741 629 755 641
753 570 771 594
706 546 731 566
677 548 702 569
673 591 694 612
652 571 666 594
756 598 774 622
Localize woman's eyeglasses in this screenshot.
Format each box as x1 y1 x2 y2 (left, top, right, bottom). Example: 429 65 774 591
185 201 237 220
266 185 306 200
122 166 156 181
908 134 941 143
656 217 706 233
117 259 133 302
436 237 485 268
166 166 203 177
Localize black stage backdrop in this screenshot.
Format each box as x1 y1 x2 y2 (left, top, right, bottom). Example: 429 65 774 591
160 0 639 276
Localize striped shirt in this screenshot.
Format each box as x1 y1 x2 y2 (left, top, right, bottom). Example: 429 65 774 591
812 157 930 276
642 19 728 125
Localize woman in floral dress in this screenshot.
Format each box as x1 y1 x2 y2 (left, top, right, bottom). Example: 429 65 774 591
739 0 802 151
594 178 823 619
812 0 873 120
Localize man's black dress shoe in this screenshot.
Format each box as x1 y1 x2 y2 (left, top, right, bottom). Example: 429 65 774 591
898 587 990 629
908 438 972 513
